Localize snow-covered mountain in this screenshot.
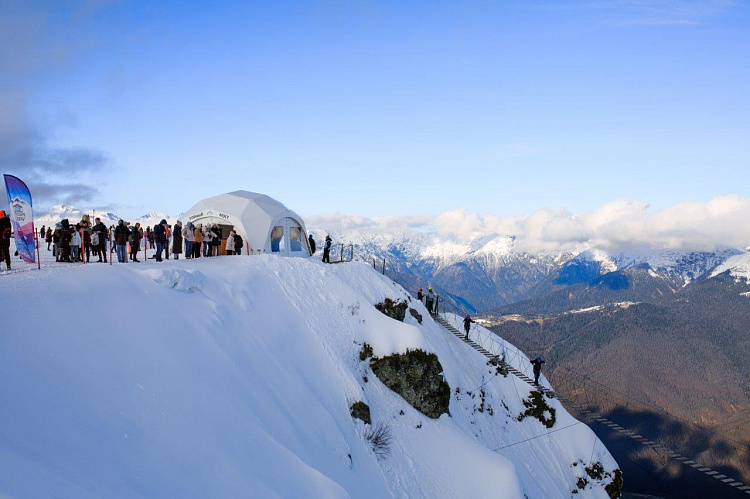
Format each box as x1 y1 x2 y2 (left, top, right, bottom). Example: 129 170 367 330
35 204 121 224
311 223 746 312
35 205 182 228
35 205 746 313
711 251 750 281
0 256 620 497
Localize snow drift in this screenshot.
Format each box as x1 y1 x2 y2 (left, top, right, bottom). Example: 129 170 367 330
0 256 618 497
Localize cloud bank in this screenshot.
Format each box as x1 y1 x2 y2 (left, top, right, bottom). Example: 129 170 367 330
0 2 113 211
307 195 750 254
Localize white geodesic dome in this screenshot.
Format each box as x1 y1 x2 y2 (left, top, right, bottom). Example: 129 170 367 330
180 191 311 256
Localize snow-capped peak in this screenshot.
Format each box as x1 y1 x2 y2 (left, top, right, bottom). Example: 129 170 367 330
710 251 750 281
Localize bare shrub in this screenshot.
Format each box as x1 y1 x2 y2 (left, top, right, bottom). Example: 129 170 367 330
364 422 393 459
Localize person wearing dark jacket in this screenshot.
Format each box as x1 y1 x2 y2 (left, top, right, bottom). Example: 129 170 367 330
45 227 52 250
234 233 243 255
80 219 92 263
0 211 11 270
531 357 546 386
212 225 222 256
153 219 167 262
463 315 474 339
322 235 332 263
172 221 183 259
308 234 316 254
129 223 142 262
92 218 108 262
114 220 131 263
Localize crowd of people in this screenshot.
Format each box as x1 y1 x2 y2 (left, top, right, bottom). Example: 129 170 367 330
31 216 248 264
3 214 331 271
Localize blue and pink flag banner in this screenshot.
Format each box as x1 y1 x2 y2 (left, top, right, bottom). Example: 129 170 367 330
3 174 36 264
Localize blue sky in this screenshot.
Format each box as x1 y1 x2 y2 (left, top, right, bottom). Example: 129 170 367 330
2 0 749 220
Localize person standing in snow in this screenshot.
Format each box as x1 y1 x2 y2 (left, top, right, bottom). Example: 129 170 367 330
531 357 546 387
463 315 475 339
153 219 167 262
172 221 183 260
39 225 45 242
129 223 142 262
45 227 52 250
225 230 235 256
233 232 243 255
212 224 222 256
417 288 424 302
164 224 172 260
92 217 108 263
322 235 332 263
80 219 92 263
0 211 11 270
114 219 130 263
182 222 194 259
308 234 316 254
193 224 203 258
70 225 81 262
425 287 435 314
202 224 212 257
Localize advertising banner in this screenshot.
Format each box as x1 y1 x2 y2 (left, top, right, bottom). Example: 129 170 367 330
3 174 36 264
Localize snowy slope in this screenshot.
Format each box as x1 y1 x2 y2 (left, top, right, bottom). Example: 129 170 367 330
0 257 618 497
711 251 750 280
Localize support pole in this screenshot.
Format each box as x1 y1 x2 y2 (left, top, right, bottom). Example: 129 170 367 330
34 232 41 269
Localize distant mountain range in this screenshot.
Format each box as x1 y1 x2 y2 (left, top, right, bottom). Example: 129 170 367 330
38 205 749 314
312 225 750 315
36 205 182 229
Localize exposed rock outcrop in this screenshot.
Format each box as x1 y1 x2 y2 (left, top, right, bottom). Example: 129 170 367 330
371 349 450 419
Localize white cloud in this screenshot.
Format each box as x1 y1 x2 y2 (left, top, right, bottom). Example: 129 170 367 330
308 195 750 254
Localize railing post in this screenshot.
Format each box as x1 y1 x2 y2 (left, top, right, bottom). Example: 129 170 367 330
340 243 344 263
381 257 385 275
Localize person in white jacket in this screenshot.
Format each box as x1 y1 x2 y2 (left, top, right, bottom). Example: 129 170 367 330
202 225 213 257
183 222 194 259
70 227 82 262
225 232 235 256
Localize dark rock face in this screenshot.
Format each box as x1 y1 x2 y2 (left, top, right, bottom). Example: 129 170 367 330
375 298 408 322
371 350 450 419
350 401 371 425
359 343 374 361
408 308 422 324
517 390 556 428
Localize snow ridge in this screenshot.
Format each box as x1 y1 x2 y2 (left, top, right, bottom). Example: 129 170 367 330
0 257 618 497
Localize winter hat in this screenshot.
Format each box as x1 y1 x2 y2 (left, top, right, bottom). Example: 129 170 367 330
160 219 167 225
535 357 542 362
0 210 5 218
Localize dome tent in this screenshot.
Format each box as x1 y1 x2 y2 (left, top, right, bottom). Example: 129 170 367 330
180 191 311 256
